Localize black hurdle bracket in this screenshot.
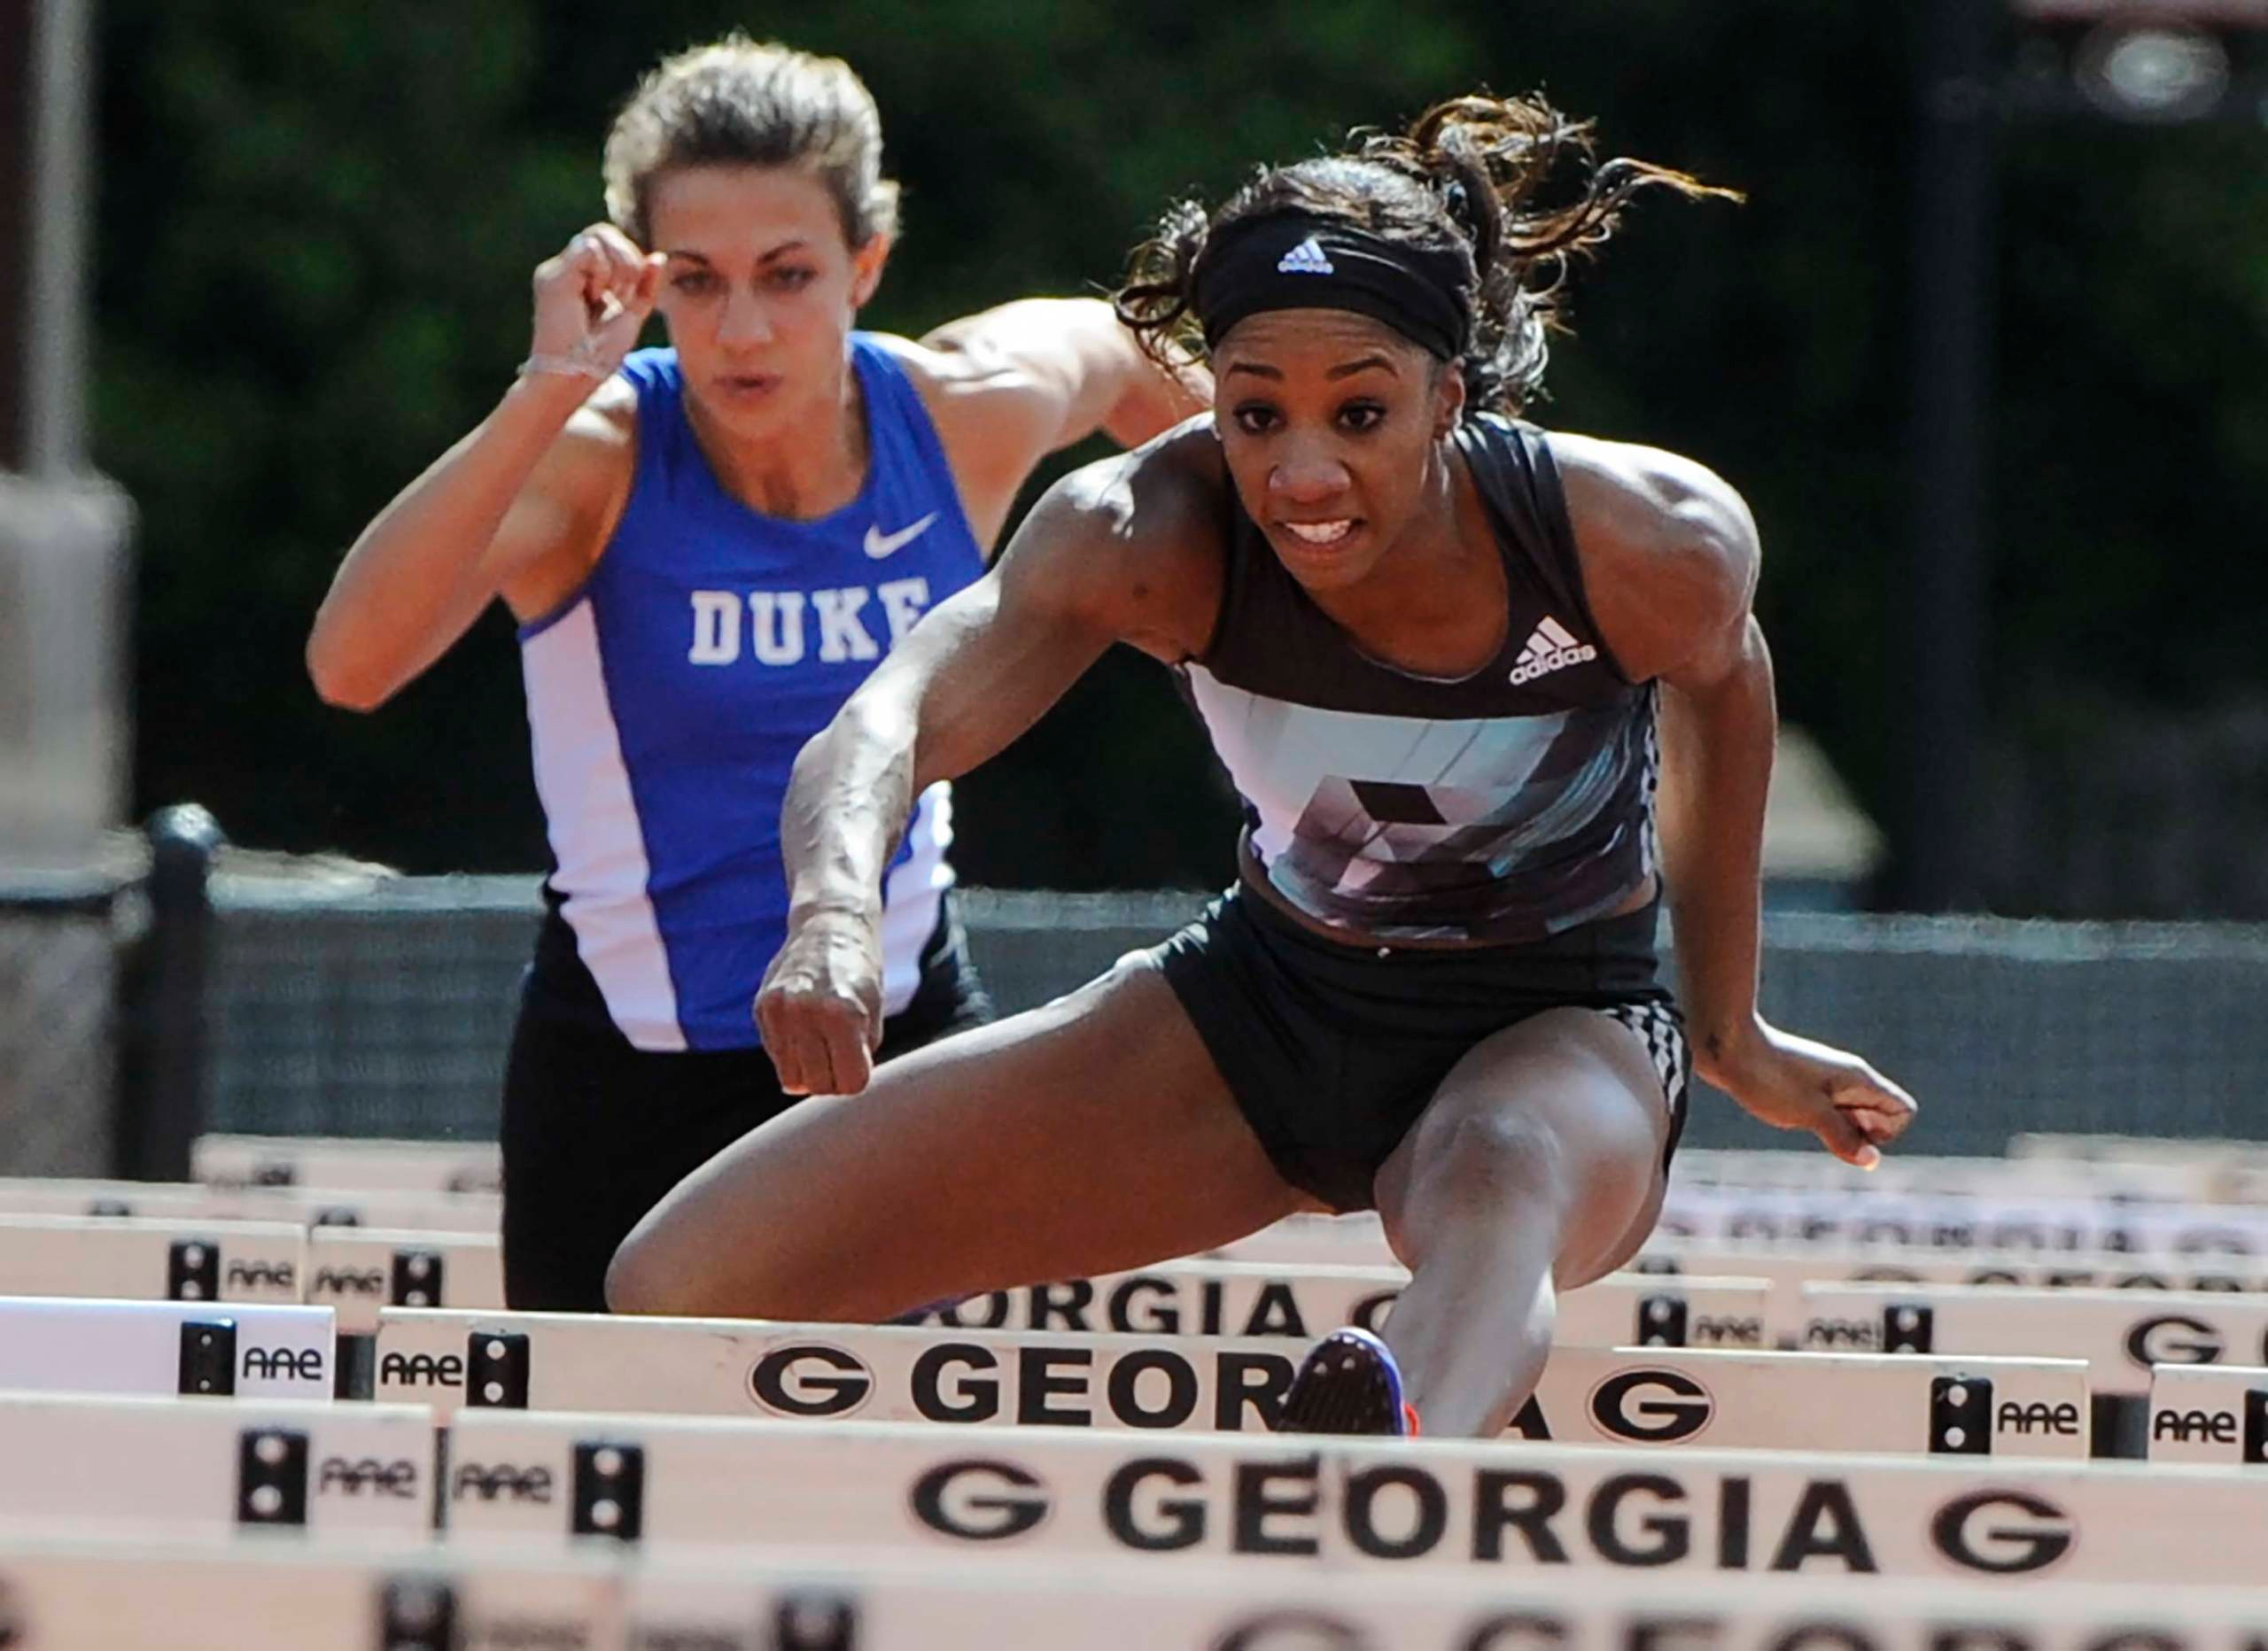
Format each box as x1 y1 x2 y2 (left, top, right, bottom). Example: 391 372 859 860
1883 1303 1935 1353
378 1576 457 1651
464 1329 531 1409
177 1318 237 1396
1635 1293 1688 1347
1929 1374 1994 1454
235 1427 309 1527
2245 1389 2268 1465
774 1590 860 1650
391 1249 446 1309
571 1440 645 1542
167 1238 220 1302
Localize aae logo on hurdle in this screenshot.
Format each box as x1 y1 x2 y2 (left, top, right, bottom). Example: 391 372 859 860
378 1350 464 1388
315 1456 418 1500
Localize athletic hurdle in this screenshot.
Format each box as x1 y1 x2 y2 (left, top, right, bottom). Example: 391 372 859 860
2145 1364 2268 1466
905 1263 1773 1352
0 1297 334 1398
1655 1185 2268 1257
0 1178 502 1236
2009 1133 2268 1171
305 1228 501 1332
14 1537 2268 1651
1672 1148 2221 1205
1797 1279 2268 1453
439 1411 2268 1581
190 1132 502 1196
372 1307 2087 1457
311 1227 504 1399
0 1531 621 1651
626 1562 2268 1651
1634 1242 2268 1348
0 1391 431 1537
0 1215 304 1304
0 1178 501 1234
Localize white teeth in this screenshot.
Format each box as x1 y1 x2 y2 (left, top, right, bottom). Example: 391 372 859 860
1284 520 1354 545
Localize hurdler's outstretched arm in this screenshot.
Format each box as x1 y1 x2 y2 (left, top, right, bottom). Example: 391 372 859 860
1554 431 1918 1166
761 427 1221 1097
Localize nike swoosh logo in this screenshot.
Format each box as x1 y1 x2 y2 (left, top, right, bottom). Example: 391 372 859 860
863 512 938 560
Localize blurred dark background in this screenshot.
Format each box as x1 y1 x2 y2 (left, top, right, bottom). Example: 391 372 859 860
93 1 2268 914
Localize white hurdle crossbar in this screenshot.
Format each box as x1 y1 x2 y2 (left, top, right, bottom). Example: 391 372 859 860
16 1531 2268 1649
441 1411 2268 1581
1657 1185 2268 1258
1797 1279 2268 1454
0 1296 335 1398
374 1306 2087 1459
0 1532 617 1650
0 1177 501 1234
304 1228 501 1335
190 1133 501 1197
904 1263 1772 1352
0 1392 431 1537
2146 1363 2268 1466
0 1214 304 1305
1635 1243 2268 1348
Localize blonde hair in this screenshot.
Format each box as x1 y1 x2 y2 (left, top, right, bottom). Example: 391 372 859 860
602 35 901 250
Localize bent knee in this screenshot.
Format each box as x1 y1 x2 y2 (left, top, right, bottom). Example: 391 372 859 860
602 1233 685 1316
1433 1109 1566 1202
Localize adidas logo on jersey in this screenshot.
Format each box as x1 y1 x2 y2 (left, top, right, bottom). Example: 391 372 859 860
1509 615 1598 686
1277 236 1335 275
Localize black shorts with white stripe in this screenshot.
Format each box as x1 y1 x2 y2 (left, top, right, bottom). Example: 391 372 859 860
1153 883 1688 1213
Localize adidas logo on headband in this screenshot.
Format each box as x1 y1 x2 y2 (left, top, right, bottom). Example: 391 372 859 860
1277 236 1335 275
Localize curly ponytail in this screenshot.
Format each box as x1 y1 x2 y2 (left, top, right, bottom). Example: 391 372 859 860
1115 93 1739 418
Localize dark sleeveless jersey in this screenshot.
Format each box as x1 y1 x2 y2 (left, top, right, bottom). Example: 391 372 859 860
1178 413 1659 945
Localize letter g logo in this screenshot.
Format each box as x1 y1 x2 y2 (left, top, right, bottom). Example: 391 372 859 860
1588 1368 1714 1444
750 1344 874 1418
2124 1314 2224 1370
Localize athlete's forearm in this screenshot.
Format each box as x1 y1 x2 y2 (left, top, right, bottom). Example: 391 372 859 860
781 692 920 928
1657 617 1776 1081
307 373 589 709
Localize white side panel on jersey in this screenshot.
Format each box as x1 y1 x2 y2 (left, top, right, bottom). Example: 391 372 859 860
876 782 953 1019
520 599 685 1051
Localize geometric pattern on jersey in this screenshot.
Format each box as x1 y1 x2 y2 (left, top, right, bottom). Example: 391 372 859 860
1186 667 1658 942
1600 997 1691 1128
1180 411 1659 944
517 337 984 1050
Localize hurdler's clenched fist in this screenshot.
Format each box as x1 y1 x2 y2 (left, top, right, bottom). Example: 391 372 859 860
524 223 666 386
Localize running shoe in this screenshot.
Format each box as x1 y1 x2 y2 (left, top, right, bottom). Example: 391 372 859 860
1276 1327 1418 1436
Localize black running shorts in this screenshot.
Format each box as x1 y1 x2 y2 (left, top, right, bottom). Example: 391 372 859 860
501 894 990 1311
1151 883 1689 1213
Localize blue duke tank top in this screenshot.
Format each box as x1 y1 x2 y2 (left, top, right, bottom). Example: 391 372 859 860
517 337 986 1050
1181 413 1659 945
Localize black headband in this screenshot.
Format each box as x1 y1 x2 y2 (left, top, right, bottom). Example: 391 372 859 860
1192 215 1472 362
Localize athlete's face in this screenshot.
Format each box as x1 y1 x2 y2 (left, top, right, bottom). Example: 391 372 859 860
1212 310 1463 594
647 165 889 437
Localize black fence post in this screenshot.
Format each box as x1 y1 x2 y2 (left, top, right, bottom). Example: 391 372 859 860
113 803 223 1180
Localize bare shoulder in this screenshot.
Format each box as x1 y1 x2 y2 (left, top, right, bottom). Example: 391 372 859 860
493 375 641 618
1000 416 1226 663
528 374 639 503
1546 430 1759 681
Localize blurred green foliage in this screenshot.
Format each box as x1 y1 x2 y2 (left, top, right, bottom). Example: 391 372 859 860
95 2 2268 893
